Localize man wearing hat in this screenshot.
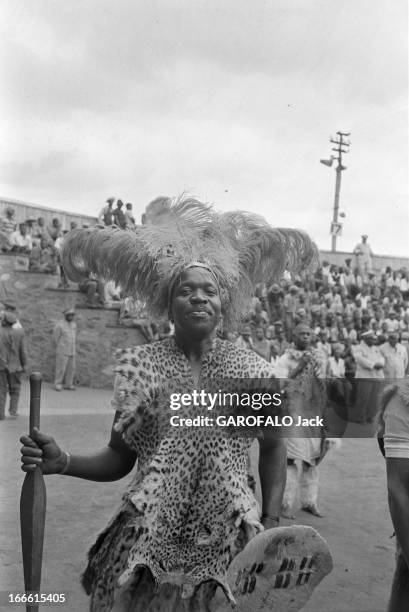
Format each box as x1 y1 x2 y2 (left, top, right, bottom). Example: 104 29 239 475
1 299 23 329
0 311 27 419
52 307 77 391
98 197 115 226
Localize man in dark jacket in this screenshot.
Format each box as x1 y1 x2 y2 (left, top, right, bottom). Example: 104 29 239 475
0 312 27 419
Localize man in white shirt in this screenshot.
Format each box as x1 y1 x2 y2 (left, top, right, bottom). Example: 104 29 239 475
9 223 33 253
380 332 408 379
353 330 385 378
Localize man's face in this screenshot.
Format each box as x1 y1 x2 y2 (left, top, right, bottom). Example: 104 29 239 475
40 239 48 249
65 313 75 322
242 327 251 339
363 336 373 347
274 324 283 337
294 327 311 350
171 268 221 339
256 327 264 340
388 334 398 347
20 224 27 236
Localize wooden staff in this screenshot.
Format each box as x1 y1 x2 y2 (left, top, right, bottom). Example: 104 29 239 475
20 373 46 612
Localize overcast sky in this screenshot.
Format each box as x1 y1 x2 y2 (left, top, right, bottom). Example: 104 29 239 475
1 0 407 255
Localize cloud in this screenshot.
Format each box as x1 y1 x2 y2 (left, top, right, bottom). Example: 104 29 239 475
0 0 407 254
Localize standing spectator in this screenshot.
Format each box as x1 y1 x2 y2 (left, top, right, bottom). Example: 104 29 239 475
48 218 63 242
124 203 136 229
380 332 408 379
98 197 115 226
0 312 27 419
112 200 127 229
252 326 271 362
1 299 22 329
0 206 17 251
352 330 385 423
52 307 77 391
353 234 374 280
8 223 33 253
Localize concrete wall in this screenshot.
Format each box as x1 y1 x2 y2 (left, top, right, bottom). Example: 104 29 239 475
0 254 144 388
319 249 409 273
0 197 97 231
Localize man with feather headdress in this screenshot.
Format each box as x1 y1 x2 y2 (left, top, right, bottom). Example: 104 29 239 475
20 196 333 611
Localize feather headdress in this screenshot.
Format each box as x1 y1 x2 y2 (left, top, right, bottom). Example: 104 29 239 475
61 195 318 327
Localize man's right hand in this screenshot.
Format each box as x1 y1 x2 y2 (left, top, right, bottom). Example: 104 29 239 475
20 428 66 474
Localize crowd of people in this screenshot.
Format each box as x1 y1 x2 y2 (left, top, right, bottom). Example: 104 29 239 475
229 259 409 383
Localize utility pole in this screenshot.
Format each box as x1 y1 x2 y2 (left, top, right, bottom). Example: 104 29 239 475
320 131 351 252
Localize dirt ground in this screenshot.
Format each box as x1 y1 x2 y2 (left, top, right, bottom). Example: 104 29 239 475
0 380 395 612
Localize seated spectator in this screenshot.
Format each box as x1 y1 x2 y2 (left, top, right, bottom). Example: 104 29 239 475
32 216 53 247
249 300 269 330
103 281 121 307
29 238 57 273
78 275 105 308
48 218 63 242
235 326 253 350
9 223 32 253
124 203 136 229
25 216 37 241
0 207 17 251
118 297 155 341
328 343 346 378
270 321 290 357
112 200 127 229
252 326 271 362
158 320 174 340
70 221 78 230
270 343 279 367
54 231 69 288
385 311 400 333
316 330 331 362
